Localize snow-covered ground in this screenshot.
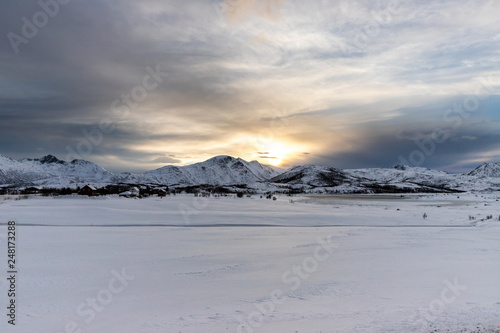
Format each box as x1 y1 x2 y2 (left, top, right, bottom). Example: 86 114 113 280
1 193 500 332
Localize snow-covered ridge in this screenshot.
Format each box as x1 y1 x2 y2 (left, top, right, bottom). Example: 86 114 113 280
0 154 111 186
271 165 354 187
466 162 500 178
0 154 283 188
133 155 283 186
1 154 500 193
271 163 500 193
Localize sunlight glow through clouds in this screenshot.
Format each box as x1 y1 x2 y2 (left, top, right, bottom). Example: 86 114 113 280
257 142 287 165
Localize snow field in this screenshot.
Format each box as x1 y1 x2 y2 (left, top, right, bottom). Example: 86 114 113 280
0 193 499 332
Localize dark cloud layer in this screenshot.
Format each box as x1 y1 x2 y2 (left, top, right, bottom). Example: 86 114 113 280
1 0 499 172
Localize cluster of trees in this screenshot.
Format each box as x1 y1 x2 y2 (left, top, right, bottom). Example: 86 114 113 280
0 184 171 197
0 187 73 196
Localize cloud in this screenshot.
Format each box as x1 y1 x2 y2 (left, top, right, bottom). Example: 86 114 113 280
151 156 182 164
221 0 286 24
0 0 499 172
301 98 500 172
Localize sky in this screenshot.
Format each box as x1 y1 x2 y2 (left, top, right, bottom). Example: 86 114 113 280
1 0 499 173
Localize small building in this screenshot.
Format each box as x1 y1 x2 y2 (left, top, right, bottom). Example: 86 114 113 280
79 185 98 196
23 186 41 194
119 187 140 198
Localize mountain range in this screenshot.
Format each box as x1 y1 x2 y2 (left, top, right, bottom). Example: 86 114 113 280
1 154 500 193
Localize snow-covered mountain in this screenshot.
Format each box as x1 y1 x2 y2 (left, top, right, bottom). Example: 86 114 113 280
466 162 500 178
112 155 283 186
0 154 111 186
271 164 500 193
271 165 355 187
270 164 456 193
0 154 282 188
345 165 457 191
1 153 500 193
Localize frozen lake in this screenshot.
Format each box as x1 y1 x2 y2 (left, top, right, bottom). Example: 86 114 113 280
1 193 499 332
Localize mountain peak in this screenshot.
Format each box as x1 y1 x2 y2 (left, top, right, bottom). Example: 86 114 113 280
20 154 67 164
393 164 409 171
205 155 238 163
467 162 500 177
37 154 66 164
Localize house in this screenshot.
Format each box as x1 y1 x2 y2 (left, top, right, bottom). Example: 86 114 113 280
119 187 140 198
157 189 168 197
79 185 98 196
23 186 41 194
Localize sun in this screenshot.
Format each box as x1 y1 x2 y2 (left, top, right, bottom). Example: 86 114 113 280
268 155 282 166
258 143 287 166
